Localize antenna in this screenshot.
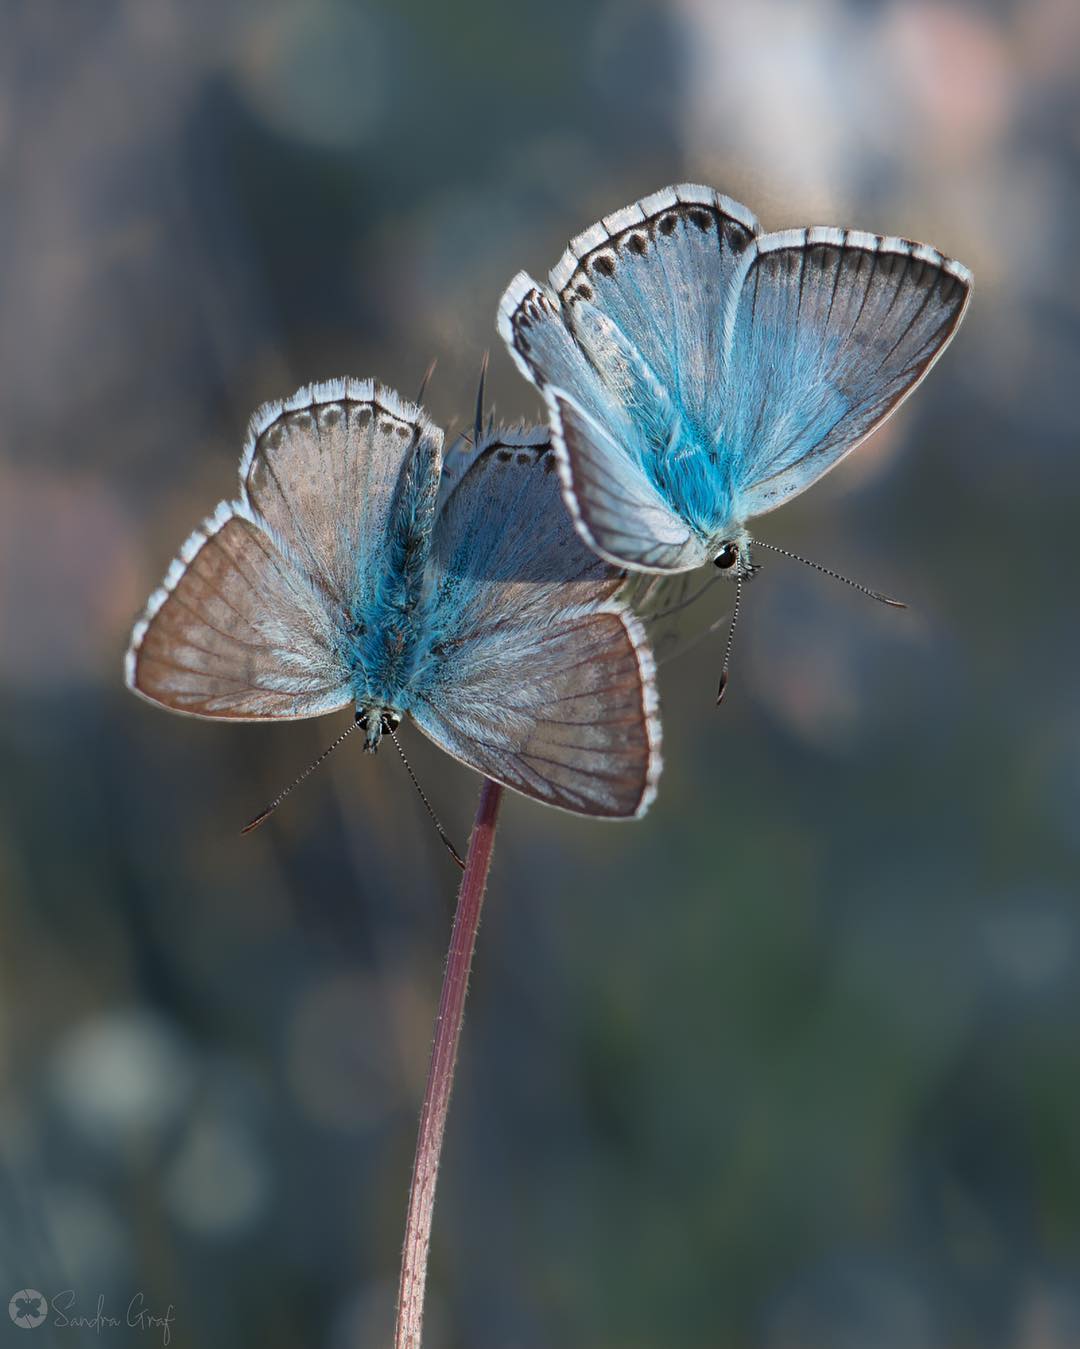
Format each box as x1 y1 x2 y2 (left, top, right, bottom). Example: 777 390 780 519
241 718 362 834
389 729 466 869
474 350 489 444
749 538 906 608
716 573 743 706
416 358 438 404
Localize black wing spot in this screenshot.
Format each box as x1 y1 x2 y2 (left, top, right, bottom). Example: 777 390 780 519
689 209 712 232
629 232 648 255
497 449 512 462
576 282 593 301
659 214 678 236
592 253 616 278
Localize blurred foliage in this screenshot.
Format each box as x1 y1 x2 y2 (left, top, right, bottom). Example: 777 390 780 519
1 0 1079 1345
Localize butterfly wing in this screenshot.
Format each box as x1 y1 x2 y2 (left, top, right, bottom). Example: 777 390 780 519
125 501 352 719
725 230 972 516
127 379 442 720
500 275 697 571
498 274 615 426
410 429 662 818
544 183 759 426
499 186 761 573
241 378 441 614
543 387 708 572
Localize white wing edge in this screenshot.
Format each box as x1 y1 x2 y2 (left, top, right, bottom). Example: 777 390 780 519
622 602 664 819
545 387 703 576
549 184 762 292
124 493 354 721
545 390 619 568
124 495 238 696
496 270 554 390
237 377 443 487
754 225 973 287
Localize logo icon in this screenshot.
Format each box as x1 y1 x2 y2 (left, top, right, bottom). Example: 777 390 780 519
8 1289 47 1329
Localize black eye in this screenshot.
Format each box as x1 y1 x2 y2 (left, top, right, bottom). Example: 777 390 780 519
381 712 401 733
714 543 739 570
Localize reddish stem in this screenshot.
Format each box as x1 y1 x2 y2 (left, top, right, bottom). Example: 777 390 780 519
394 776 504 1349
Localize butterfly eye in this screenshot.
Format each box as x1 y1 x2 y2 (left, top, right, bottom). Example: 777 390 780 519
381 711 402 733
714 543 739 570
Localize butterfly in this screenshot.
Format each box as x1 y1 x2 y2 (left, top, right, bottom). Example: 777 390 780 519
498 183 972 585
125 379 662 819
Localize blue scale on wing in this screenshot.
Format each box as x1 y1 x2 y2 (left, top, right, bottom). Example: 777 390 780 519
566 299 676 458
127 390 661 818
499 186 971 577
550 301 735 561
128 379 442 722
545 390 708 572
551 190 759 429
350 420 441 707
408 429 660 818
724 235 972 516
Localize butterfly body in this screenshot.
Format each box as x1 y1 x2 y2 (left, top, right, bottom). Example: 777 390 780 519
126 380 661 818
499 185 972 577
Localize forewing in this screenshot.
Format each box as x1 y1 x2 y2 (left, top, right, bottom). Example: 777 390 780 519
498 188 763 574
547 183 760 426
414 435 661 817
726 230 972 516
433 424 623 618
240 378 443 613
125 502 351 720
498 187 760 450
497 273 619 428
547 389 708 573
436 420 544 515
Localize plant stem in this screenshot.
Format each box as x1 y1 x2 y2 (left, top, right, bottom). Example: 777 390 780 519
394 776 504 1349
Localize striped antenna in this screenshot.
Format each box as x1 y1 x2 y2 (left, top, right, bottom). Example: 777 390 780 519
241 718 362 834
474 350 489 445
389 729 465 869
716 574 742 706
749 538 906 607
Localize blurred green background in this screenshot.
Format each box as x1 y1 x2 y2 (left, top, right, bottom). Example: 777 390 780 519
2 1 1078 1345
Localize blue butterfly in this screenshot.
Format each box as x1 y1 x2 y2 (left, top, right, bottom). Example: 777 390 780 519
498 184 972 583
125 379 661 819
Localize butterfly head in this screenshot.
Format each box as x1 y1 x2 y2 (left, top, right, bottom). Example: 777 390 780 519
712 530 756 581
356 707 402 753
